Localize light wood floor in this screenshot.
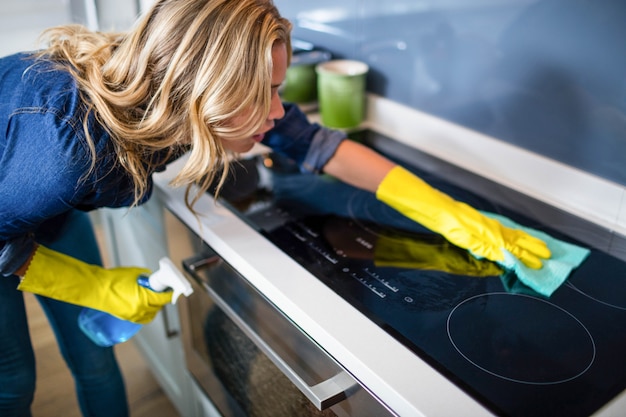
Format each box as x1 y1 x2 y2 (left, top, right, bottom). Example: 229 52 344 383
25 292 180 417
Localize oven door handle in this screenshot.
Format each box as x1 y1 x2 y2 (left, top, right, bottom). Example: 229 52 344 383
183 255 358 411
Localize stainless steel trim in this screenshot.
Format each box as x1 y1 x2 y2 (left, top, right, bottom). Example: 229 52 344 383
183 254 358 411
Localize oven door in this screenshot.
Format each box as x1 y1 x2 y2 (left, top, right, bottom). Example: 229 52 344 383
164 209 394 417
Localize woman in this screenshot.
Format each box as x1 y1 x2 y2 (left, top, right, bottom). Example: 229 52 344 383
0 0 550 415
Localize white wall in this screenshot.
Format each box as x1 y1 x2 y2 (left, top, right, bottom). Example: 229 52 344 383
0 0 71 57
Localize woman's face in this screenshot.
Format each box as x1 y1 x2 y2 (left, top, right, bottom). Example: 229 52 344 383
220 42 288 153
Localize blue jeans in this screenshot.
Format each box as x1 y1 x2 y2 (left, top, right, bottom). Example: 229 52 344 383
0 210 129 417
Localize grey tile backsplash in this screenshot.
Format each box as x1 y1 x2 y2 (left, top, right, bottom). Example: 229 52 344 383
275 0 626 187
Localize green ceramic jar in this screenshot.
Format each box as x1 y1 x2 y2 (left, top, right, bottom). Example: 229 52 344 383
281 49 331 104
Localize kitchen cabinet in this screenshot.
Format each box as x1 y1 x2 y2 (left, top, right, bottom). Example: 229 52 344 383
95 198 197 417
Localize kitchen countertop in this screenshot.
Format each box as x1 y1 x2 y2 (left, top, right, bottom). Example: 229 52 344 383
152 98 626 416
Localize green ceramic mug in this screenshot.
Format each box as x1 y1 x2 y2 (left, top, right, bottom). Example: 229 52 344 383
281 64 318 103
316 60 369 129
281 49 331 103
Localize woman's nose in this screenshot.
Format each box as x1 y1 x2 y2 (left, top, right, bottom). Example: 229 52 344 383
268 92 285 121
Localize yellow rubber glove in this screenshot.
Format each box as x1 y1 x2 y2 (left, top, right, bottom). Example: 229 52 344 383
18 245 173 324
374 232 503 277
376 166 551 269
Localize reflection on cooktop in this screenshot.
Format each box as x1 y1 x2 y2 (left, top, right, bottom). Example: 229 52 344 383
210 130 626 416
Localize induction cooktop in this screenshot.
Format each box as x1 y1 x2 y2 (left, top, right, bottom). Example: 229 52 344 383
212 129 626 416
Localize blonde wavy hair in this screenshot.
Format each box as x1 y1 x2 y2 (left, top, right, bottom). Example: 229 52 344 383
38 0 292 211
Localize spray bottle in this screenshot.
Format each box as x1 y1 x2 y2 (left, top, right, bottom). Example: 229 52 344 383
78 257 193 347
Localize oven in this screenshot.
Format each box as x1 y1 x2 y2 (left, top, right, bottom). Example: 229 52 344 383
160 128 626 416
164 208 394 417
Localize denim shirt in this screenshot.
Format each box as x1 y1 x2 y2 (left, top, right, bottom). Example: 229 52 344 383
262 103 346 174
0 52 345 276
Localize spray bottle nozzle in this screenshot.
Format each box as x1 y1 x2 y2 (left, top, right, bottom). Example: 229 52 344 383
147 257 193 303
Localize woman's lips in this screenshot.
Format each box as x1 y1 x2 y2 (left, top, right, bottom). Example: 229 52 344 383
252 133 265 143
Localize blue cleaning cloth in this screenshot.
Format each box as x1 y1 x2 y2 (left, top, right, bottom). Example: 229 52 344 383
481 211 591 297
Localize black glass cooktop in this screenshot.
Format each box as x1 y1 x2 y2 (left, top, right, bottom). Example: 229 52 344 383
212 130 626 416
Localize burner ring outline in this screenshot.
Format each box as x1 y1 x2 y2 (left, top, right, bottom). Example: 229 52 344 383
447 292 596 385
565 282 626 311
